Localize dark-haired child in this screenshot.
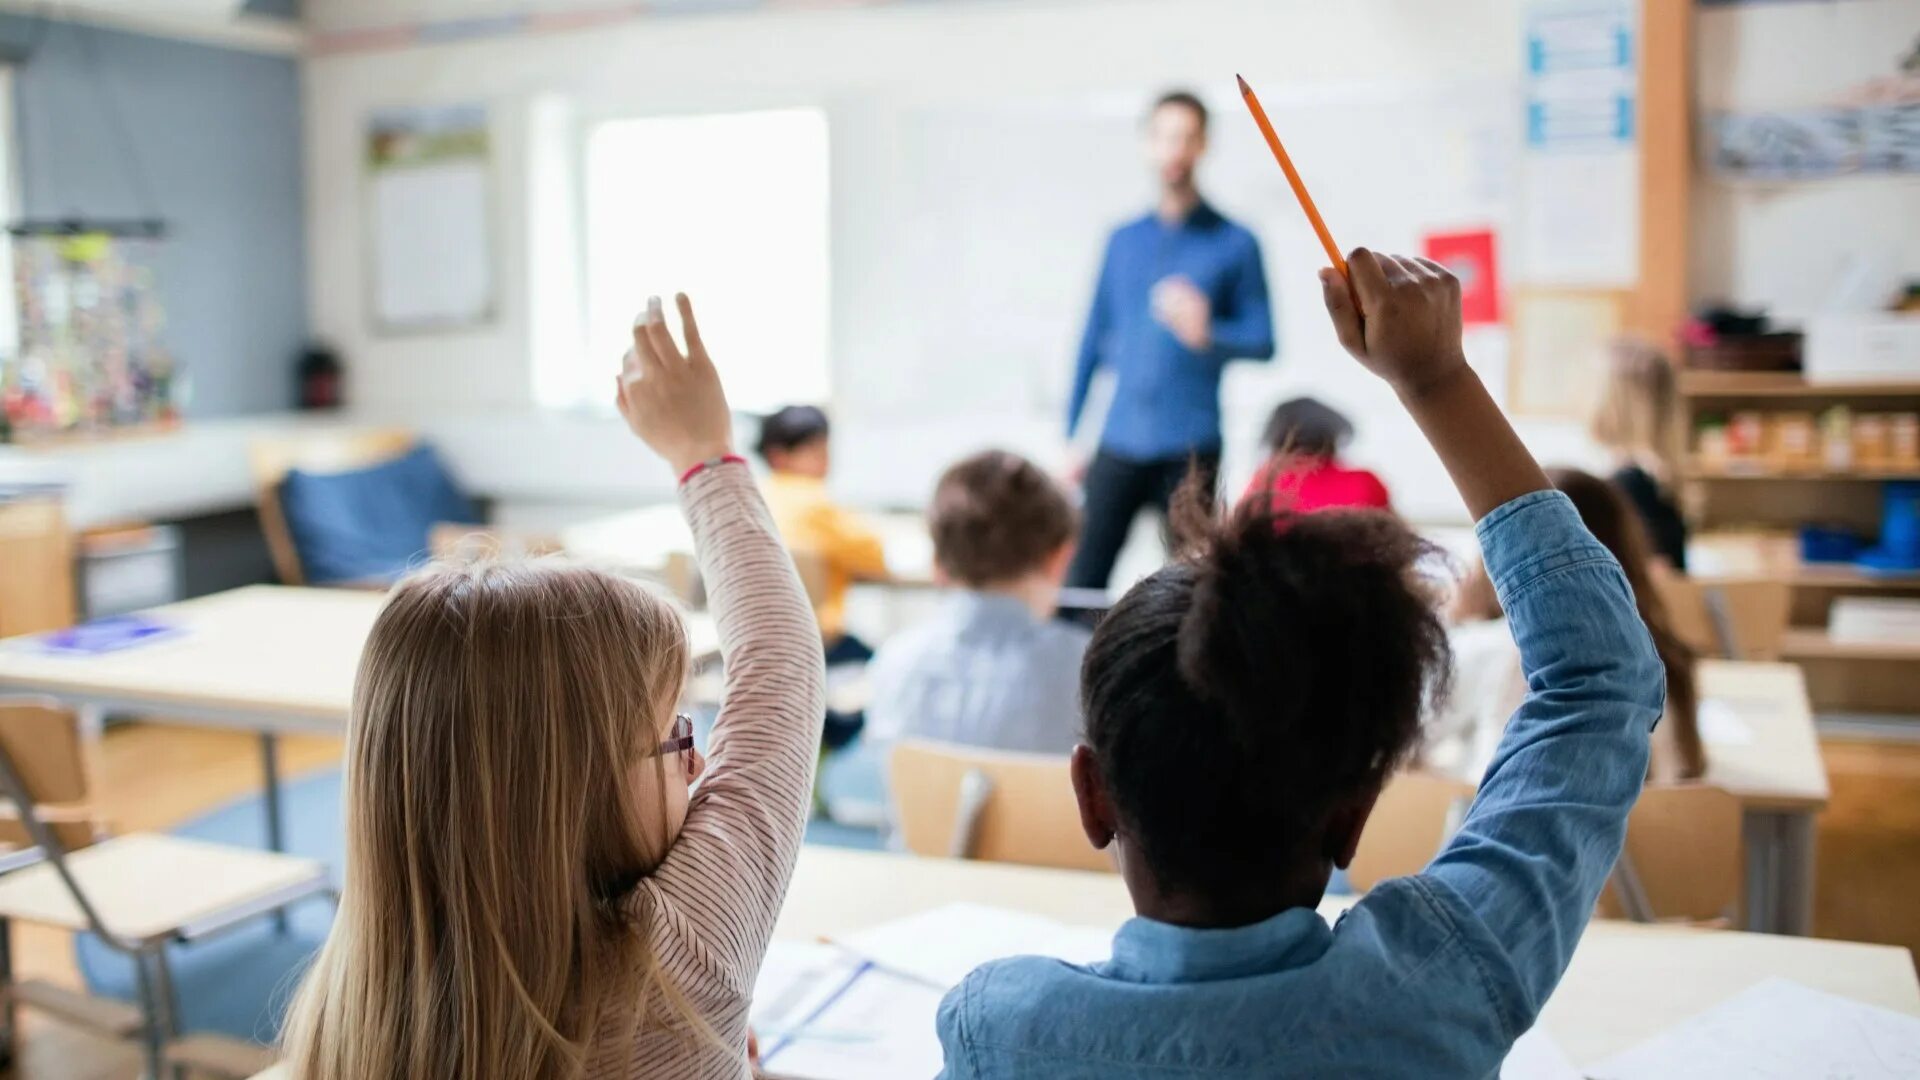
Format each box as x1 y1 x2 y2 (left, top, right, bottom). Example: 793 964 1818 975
935 251 1665 1078
1242 395 1391 512
756 404 889 666
866 450 1087 754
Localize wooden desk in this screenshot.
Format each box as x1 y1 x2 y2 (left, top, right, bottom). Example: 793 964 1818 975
0 584 720 853
1696 661 1828 936
779 847 1920 1069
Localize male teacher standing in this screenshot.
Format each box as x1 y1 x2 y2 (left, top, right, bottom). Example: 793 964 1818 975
1065 89 1275 591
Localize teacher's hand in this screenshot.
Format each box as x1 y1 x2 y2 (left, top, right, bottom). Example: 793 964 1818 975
1151 276 1211 353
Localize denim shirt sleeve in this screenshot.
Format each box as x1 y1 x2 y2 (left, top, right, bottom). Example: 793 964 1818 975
1420 490 1665 1035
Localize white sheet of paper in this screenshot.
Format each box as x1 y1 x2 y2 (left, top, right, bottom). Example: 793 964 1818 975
1697 699 1757 748
372 160 494 328
759 963 946 1080
1501 1025 1582 1080
1591 978 1920 1080
751 941 865 1035
834 901 1114 988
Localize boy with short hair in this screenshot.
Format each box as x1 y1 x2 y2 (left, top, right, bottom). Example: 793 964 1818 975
866 450 1088 754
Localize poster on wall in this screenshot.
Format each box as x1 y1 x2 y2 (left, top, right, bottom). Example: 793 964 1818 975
1508 288 1622 419
1423 228 1502 325
1517 0 1639 289
366 103 495 333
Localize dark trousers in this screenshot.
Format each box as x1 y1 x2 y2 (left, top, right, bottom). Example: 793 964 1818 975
1066 449 1221 591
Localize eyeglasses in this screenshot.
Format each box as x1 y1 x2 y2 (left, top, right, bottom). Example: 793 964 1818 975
653 713 695 758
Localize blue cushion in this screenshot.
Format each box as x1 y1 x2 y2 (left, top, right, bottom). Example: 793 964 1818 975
277 443 478 584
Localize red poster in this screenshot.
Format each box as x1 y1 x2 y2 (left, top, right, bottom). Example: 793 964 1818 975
1423 229 1500 326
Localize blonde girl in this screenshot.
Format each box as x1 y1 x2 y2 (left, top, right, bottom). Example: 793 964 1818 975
281 294 825 1079
1589 337 1689 569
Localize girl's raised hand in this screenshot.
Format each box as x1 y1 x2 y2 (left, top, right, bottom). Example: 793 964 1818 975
615 294 735 475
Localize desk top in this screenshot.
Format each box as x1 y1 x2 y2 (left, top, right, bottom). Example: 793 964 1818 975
780 847 1919 1067
564 504 937 586
1696 660 1830 811
0 584 719 727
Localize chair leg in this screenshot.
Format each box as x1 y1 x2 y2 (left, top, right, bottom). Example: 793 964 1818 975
0 916 15 1069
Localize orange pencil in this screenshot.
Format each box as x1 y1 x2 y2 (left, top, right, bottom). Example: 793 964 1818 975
1237 74 1347 279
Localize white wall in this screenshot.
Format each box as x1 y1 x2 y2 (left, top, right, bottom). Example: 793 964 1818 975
309 0 1916 527
307 0 1563 524
1693 0 1920 319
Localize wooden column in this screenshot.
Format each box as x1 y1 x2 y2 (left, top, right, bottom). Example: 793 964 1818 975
1625 0 1693 342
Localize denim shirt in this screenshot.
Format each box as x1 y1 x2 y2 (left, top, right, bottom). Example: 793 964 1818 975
935 490 1665 1079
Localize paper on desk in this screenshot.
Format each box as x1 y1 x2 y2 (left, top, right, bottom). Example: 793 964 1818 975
1697 699 1756 748
753 941 945 1080
1591 977 1920 1080
834 902 1114 988
1501 1025 1580 1080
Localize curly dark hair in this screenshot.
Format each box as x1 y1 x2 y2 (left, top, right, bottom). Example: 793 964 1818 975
1080 472 1452 898
930 451 1077 588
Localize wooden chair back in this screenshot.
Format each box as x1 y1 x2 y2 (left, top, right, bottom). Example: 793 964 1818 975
1601 782 1744 925
888 740 1111 873
1348 770 1476 892
0 704 100 853
249 428 417 585
1658 577 1791 661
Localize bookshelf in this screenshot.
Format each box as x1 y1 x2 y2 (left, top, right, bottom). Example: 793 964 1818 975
1679 373 1920 718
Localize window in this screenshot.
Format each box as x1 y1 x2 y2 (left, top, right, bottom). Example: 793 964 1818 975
575 107 830 414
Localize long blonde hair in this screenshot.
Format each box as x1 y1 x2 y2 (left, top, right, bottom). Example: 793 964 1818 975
1589 337 1682 485
281 560 696 1079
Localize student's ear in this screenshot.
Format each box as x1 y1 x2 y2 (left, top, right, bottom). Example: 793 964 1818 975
1069 744 1116 850
1326 786 1383 870
1045 542 1076 586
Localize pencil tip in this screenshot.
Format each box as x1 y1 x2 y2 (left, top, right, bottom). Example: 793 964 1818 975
1236 73 1251 93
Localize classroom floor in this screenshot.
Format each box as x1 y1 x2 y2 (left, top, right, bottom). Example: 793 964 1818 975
1 724 342 1080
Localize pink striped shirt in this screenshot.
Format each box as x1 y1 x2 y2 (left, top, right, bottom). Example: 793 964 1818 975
587 462 825 1078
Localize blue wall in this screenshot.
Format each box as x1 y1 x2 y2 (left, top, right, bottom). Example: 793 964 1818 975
0 13 306 416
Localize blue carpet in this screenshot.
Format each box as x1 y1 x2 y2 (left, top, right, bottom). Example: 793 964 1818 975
76 748 885 1043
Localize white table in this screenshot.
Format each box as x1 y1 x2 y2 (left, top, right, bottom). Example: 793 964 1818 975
0 585 719 854
778 847 1920 1069
564 503 939 587
1695 661 1829 936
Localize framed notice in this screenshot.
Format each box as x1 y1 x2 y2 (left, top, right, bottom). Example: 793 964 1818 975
1508 288 1624 419
366 103 495 333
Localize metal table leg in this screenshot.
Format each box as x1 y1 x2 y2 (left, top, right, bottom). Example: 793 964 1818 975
260 732 289 932
1743 809 1818 936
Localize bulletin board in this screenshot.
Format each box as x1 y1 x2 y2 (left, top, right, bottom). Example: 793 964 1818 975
365 103 496 333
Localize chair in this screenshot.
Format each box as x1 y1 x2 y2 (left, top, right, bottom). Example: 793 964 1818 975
1602 782 1744 926
1657 577 1791 661
1346 771 1475 892
888 740 1112 874
251 429 478 586
0 697 333 1079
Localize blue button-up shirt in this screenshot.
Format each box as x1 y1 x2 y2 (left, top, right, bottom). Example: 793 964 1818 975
865 591 1090 756
1068 202 1275 461
936 490 1665 1078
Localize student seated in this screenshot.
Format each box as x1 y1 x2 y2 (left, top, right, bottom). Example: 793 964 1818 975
865 450 1088 755
756 404 890 665
1590 337 1688 569
1240 396 1390 512
936 252 1665 1079
1435 466 1702 784
281 296 825 1078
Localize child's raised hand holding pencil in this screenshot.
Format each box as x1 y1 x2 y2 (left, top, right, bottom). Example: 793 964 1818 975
615 293 735 474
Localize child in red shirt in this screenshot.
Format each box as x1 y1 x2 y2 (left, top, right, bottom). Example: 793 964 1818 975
1243 396 1391 512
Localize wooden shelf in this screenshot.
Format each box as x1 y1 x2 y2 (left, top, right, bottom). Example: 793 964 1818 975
1782 628 1920 662
1701 567 1920 591
1680 371 1920 399
1684 464 1920 481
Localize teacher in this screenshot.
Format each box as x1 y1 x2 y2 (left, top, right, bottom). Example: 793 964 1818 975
1065 89 1276 591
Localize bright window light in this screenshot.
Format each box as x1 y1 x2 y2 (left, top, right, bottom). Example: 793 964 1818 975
580 108 830 414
